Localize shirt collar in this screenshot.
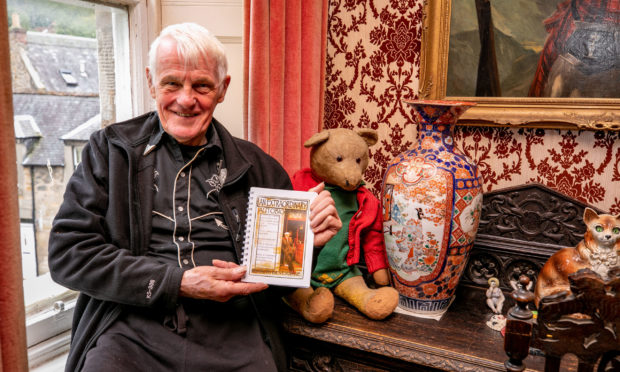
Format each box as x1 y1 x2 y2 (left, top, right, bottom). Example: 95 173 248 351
143 117 223 156
203 123 223 153
143 119 165 156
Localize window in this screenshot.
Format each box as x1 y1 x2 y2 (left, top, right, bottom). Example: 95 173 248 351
72 145 83 170
59 70 78 86
6 0 140 368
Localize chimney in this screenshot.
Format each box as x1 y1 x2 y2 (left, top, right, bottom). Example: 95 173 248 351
11 13 21 29
9 12 35 93
10 13 27 44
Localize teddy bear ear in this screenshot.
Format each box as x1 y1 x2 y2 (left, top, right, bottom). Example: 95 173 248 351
303 131 330 148
356 129 378 146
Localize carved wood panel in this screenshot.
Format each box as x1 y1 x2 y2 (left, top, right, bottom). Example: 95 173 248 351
477 183 596 246
461 183 602 290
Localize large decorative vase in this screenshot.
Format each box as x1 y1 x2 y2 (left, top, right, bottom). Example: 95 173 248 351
382 100 482 320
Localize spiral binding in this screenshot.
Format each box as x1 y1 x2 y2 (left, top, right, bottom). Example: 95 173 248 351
240 187 258 268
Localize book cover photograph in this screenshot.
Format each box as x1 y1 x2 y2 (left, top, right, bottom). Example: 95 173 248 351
242 187 316 287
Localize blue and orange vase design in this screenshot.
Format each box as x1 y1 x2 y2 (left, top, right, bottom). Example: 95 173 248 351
382 100 482 319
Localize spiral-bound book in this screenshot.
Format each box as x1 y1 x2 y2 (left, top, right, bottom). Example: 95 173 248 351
241 187 316 287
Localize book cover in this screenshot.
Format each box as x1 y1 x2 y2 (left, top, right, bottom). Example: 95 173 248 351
241 187 316 287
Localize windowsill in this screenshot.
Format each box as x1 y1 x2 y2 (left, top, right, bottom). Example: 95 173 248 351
28 330 70 371
30 352 68 372
23 273 77 317
24 273 77 347
23 274 75 370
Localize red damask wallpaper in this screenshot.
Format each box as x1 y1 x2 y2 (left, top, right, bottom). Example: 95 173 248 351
323 0 620 214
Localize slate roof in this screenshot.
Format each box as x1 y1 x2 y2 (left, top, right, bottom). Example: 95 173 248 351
13 94 100 166
25 31 99 94
61 114 101 141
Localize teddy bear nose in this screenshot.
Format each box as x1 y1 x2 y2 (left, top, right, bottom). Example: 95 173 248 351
344 178 361 190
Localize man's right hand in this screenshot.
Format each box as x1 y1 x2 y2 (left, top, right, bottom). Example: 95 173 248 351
179 259 268 302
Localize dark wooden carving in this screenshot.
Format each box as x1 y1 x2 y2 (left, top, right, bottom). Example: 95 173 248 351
290 349 344 372
287 333 439 372
465 251 501 285
504 268 620 372
463 252 540 291
534 268 620 371
284 286 548 372
504 276 535 372
461 183 603 291
477 183 596 246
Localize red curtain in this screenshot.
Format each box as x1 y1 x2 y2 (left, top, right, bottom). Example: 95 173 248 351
0 1 28 370
244 0 328 177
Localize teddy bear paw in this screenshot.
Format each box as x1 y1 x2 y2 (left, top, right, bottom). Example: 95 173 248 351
302 287 334 323
363 287 399 320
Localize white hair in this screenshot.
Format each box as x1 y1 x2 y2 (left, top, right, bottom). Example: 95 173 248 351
148 23 228 86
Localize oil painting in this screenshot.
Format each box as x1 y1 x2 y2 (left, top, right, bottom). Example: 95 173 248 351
446 0 619 99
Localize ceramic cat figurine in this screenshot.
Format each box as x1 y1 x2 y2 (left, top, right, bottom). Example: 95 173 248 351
534 207 620 307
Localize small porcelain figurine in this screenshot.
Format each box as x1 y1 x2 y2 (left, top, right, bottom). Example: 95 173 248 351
486 277 505 314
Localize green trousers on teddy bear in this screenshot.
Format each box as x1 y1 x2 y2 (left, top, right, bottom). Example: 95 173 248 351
311 186 363 288
284 185 399 323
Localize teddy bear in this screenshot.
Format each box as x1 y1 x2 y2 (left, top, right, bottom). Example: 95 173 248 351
284 128 399 323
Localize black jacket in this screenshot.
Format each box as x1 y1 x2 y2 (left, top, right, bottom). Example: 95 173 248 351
49 112 293 371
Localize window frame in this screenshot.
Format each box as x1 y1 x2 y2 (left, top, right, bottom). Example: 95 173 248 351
17 0 155 367
72 145 82 170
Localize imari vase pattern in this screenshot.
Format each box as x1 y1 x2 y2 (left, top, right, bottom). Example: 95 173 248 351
382 100 482 319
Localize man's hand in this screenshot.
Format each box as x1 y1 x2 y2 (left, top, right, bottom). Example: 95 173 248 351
308 182 342 247
179 259 268 302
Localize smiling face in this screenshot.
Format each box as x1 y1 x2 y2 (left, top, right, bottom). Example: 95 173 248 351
146 37 230 146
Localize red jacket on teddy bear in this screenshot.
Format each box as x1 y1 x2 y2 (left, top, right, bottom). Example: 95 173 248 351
292 168 388 274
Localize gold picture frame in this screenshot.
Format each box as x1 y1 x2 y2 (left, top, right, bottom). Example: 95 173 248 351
418 0 620 131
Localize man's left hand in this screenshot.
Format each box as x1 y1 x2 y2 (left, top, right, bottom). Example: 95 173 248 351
308 182 341 247
179 260 268 301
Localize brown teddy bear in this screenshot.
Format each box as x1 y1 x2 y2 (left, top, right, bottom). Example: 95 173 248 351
284 128 399 323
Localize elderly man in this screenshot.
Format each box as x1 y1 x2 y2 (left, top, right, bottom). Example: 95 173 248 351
48 23 340 372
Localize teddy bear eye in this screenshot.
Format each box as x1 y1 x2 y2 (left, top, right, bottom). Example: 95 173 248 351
337 156 343 162
356 158 361 164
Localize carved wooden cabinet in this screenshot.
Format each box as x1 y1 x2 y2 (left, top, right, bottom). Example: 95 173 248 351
283 287 546 371
283 184 591 371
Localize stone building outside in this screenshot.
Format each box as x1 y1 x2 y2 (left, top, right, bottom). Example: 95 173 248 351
10 7 121 278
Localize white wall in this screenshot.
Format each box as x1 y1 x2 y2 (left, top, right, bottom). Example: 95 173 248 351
161 0 244 138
